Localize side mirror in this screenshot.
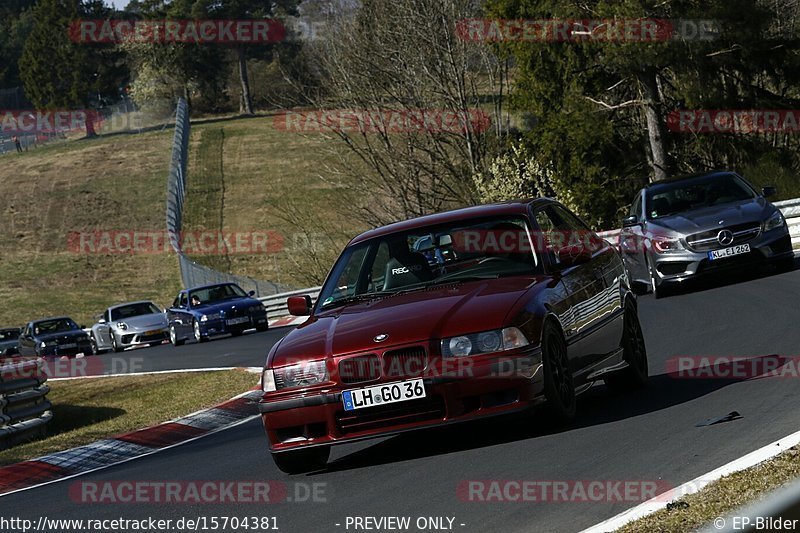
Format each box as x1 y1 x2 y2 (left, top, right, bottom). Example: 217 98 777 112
98 318 106 324
556 244 592 268
248 290 256 297
622 215 640 228
287 295 312 316
762 186 777 198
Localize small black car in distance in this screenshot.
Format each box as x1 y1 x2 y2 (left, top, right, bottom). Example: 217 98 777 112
17 317 93 358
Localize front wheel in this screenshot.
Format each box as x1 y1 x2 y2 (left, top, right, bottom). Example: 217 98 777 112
170 325 185 347
542 321 576 423
272 446 330 475
193 320 207 343
605 302 649 392
256 323 268 332
111 334 123 353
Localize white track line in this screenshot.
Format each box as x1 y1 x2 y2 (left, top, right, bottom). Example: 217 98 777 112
581 429 800 532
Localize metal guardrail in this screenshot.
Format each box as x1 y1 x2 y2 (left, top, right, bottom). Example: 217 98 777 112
0 357 52 450
165 98 291 298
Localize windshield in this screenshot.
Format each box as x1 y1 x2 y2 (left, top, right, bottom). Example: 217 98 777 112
0 329 19 341
646 174 757 219
110 302 161 321
34 318 79 335
318 215 541 310
189 284 247 305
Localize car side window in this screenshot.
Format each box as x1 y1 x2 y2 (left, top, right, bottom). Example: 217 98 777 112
368 241 391 292
179 293 188 308
104 310 111 322
535 205 594 266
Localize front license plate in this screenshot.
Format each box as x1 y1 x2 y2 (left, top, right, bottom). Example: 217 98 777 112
708 243 750 260
226 317 250 326
342 379 426 411
144 329 163 336
60 343 77 349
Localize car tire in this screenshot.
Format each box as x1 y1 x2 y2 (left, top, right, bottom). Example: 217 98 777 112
193 321 207 343
231 329 244 337
541 321 576 423
775 256 795 273
256 323 268 332
170 325 185 347
90 334 99 355
111 334 123 353
605 302 649 392
272 446 330 475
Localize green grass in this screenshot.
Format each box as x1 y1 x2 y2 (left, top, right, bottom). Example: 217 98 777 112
0 369 257 466
183 114 367 287
619 445 800 532
0 129 183 328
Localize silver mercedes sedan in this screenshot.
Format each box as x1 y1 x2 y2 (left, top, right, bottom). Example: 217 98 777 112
619 171 793 297
90 301 169 353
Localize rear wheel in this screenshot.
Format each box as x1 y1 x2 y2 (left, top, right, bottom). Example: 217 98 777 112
605 302 649 392
542 321 576 423
272 446 330 474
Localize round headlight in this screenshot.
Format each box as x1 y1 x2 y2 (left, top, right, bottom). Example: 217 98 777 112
477 331 501 352
449 336 473 357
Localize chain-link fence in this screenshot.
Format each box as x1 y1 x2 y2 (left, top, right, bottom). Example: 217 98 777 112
166 98 292 296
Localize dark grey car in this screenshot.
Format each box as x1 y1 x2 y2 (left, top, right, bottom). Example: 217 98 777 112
619 171 793 297
0 327 21 356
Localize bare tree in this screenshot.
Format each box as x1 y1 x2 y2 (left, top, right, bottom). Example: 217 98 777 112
299 0 510 226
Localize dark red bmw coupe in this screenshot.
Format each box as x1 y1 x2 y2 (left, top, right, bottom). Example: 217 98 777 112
259 199 648 473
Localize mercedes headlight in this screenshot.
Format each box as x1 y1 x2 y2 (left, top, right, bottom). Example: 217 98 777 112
441 327 530 357
763 211 785 232
271 361 329 390
652 237 683 254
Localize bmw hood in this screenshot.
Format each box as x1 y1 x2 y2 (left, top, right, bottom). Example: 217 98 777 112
269 276 543 367
650 198 774 234
113 313 168 331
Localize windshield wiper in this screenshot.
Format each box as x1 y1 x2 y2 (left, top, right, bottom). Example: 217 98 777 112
321 291 394 309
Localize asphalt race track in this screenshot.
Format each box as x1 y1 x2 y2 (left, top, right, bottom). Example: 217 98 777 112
3 264 800 533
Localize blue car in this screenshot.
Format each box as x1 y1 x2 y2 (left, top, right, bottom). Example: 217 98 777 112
167 283 268 346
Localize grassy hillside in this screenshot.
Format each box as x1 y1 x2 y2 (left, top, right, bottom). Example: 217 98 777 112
183 114 366 288
0 130 183 327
